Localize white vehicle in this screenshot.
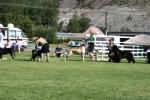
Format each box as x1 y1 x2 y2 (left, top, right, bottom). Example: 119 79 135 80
68 41 84 47
0 23 29 50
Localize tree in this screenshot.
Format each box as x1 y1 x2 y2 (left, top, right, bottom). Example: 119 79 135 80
67 15 91 33
34 26 57 44
58 21 64 32
79 17 91 32
0 0 60 39
67 15 80 33
18 16 35 38
40 0 59 27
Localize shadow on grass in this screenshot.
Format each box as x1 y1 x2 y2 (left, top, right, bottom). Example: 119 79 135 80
5 56 149 65
14 58 33 62
106 60 148 65
65 59 84 62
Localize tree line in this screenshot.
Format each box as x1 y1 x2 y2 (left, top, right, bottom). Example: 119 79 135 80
0 0 91 43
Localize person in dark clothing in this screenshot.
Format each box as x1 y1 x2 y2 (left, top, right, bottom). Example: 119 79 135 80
34 37 50 61
55 45 63 57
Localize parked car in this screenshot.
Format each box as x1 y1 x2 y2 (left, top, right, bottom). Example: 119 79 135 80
68 41 83 47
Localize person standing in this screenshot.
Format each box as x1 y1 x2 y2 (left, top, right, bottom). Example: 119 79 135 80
0 29 4 59
87 31 96 61
15 39 21 53
108 38 114 62
35 37 50 61
55 45 63 58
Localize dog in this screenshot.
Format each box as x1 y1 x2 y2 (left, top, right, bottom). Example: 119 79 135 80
31 44 50 61
67 44 86 62
147 52 150 63
31 49 42 61
108 45 135 63
0 47 15 60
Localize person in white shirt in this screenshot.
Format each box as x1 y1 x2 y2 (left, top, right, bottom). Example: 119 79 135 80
0 29 4 47
0 29 4 59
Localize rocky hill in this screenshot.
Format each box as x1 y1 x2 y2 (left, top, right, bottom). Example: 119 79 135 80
59 0 150 32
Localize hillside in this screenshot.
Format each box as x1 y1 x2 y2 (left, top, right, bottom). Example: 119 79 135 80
59 0 150 32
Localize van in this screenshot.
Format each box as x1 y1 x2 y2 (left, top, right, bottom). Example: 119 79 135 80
0 23 29 51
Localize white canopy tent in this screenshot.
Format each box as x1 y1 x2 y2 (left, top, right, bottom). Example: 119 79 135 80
124 34 150 46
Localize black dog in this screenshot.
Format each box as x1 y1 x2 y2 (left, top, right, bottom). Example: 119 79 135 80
147 52 150 63
31 50 42 60
108 45 135 63
0 47 15 59
31 44 50 61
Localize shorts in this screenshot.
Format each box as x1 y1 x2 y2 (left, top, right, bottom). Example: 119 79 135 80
88 42 94 52
41 43 50 53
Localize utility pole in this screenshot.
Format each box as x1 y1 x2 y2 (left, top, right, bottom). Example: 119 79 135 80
109 25 112 32
25 0 28 16
105 11 108 35
39 0 42 24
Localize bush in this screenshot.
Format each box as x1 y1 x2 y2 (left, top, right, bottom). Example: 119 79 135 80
18 16 35 38
79 17 91 32
67 15 80 33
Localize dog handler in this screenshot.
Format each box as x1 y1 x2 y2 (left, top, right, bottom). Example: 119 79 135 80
55 45 63 58
35 37 50 61
87 31 96 61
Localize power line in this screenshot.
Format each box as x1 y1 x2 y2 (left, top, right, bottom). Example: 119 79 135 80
0 2 57 9
0 13 45 19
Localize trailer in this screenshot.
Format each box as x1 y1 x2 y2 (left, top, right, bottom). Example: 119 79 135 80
0 23 29 51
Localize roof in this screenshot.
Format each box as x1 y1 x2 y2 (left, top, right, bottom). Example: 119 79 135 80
77 26 105 39
56 26 105 40
56 32 81 39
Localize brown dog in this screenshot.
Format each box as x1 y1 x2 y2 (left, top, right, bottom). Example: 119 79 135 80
67 45 86 62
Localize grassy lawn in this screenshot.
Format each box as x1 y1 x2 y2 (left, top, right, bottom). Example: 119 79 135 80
28 43 68 49
0 52 150 100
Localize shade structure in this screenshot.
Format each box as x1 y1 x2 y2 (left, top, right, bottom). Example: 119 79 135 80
124 34 150 46
76 26 105 39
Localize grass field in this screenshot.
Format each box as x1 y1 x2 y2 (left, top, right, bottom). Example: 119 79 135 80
0 52 150 100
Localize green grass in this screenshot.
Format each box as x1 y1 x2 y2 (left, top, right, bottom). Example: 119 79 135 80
28 43 67 48
0 52 150 100
50 44 67 48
